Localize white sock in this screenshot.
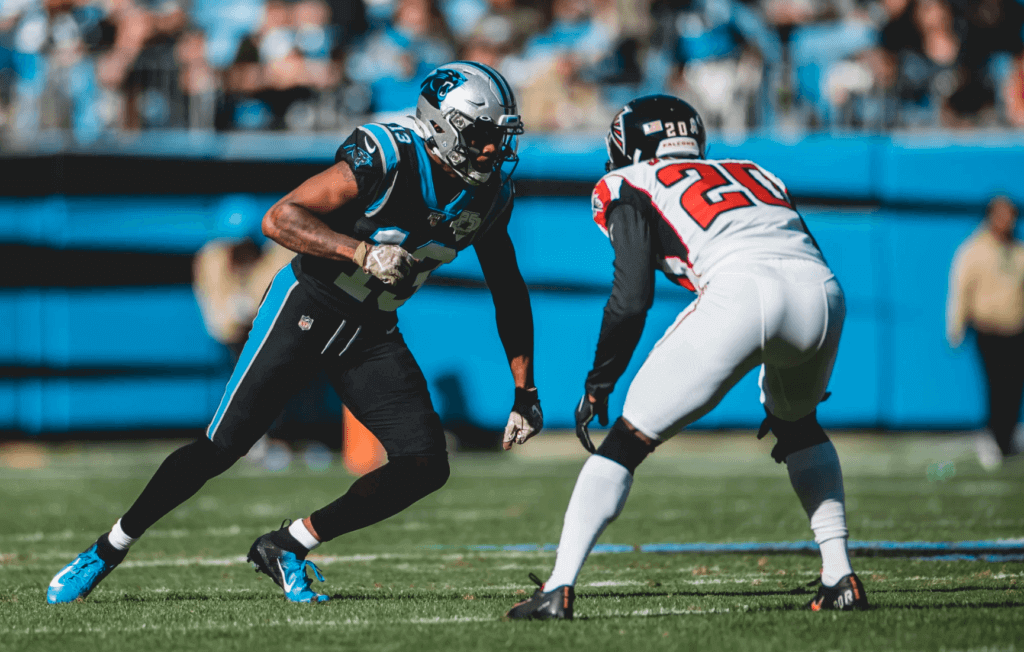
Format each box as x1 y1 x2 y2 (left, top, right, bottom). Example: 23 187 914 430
107 518 139 551
546 455 633 589
785 442 853 586
289 518 321 551
818 537 853 586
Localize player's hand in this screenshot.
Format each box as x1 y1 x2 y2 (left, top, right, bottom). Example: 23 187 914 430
574 393 608 453
502 387 543 450
354 242 417 285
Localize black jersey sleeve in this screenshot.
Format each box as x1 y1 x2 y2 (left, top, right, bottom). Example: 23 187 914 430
334 124 401 214
585 200 656 399
473 178 515 245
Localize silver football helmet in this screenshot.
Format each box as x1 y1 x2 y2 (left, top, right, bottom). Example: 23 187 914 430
412 61 524 186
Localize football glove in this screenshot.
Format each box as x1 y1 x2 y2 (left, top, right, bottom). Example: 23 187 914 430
353 242 417 285
502 387 544 450
574 393 608 453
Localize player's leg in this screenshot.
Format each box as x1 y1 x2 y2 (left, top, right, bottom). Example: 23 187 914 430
508 275 765 619
759 274 866 610
249 324 448 600
47 266 319 604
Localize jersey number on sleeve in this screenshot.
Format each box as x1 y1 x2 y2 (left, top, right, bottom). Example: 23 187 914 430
655 161 792 230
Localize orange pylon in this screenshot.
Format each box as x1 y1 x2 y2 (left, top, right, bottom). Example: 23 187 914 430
342 406 387 475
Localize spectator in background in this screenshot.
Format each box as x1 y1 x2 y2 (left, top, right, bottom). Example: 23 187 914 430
345 0 455 88
515 0 619 130
468 0 545 56
1005 49 1024 126
667 0 780 132
947 196 1024 470
884 0 975 126
175 28 217 129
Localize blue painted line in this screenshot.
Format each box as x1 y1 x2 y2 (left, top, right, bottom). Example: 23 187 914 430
424 539 1024 558
920 554 1024 563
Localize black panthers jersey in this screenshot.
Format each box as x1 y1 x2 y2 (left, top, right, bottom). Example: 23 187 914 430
292 122 514 323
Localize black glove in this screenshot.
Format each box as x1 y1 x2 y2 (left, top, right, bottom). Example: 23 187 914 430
502 387 544 450
574 393 608 453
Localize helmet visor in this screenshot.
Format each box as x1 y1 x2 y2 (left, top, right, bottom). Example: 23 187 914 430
459 115 522 173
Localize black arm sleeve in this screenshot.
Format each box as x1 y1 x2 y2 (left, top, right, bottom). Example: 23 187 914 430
476 197 533 366
585 202 655 398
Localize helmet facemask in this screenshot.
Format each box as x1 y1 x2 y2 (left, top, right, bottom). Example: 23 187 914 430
444 110 522 185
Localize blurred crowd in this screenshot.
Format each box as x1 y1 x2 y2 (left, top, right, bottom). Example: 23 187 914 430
1 0 1023 141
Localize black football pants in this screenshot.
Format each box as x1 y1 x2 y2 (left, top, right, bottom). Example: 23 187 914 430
120 264 447 539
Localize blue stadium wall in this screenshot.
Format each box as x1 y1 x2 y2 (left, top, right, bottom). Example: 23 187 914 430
1 133 1021 436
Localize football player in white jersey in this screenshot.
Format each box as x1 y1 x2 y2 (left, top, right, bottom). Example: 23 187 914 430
506 95 867 619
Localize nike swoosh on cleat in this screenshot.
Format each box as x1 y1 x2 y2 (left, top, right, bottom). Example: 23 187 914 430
278 560 296 593
49 564 75 589
365 142 377 155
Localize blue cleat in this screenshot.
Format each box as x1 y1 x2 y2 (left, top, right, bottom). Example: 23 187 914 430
247 524 329 604
46 543 121 604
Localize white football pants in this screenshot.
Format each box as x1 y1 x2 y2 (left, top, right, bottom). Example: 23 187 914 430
623 259 845 440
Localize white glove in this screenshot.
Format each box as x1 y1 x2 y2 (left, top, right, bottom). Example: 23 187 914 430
353 242 417 285
502 387 544 450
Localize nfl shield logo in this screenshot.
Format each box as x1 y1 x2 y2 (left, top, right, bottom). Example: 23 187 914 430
298 315 314 331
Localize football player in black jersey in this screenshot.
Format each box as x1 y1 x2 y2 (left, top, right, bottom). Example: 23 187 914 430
47 62 544 605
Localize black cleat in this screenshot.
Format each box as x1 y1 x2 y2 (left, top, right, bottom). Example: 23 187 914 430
246 520 329 604
807 573 869 611
505 573 574 620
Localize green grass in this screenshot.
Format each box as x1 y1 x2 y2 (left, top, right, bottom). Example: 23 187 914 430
1 432 1022 651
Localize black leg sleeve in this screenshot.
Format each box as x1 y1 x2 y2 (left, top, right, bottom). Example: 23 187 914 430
120 438 241 538
308 455 450 542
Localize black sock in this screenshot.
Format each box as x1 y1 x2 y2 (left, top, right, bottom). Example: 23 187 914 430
94 533 128 564
120 438 239 537
309 456 449 542
269 522 308 558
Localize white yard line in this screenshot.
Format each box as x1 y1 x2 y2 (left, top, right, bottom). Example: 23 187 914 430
4 608 739 637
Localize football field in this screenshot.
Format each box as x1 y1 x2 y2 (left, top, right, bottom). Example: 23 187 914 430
1 432 1022 651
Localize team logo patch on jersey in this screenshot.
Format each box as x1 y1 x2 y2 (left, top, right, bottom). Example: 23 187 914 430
450 211 482 240
298 315 314 331
428 211 446 227
343 144 373 169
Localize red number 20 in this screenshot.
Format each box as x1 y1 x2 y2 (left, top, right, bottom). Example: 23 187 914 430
655 162 791 230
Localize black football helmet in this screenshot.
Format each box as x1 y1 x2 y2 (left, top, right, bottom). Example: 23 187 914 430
605 95 706 172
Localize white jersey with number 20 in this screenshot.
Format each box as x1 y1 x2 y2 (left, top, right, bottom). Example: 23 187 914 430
592 157 825 290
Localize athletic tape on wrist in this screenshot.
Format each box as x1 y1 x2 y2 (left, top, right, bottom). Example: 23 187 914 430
352 241 370 267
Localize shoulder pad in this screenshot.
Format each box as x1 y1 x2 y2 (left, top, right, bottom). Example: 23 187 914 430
356 123 404 174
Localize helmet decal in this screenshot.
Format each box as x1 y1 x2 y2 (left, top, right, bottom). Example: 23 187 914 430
609 105 630 155
421 68 468 109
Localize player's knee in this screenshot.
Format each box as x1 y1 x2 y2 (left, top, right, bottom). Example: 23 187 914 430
182 437 242 476
760 409 830 464
596 418 656 475
395 455 450 496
